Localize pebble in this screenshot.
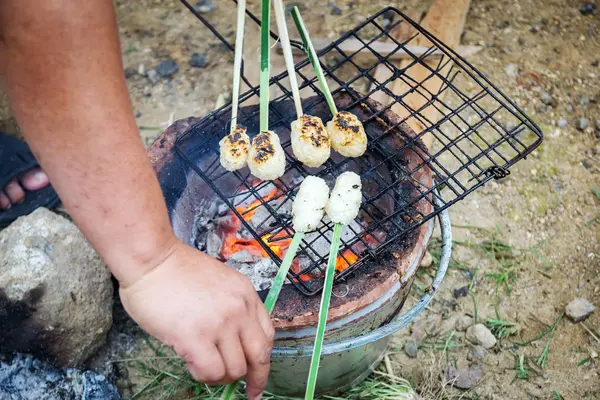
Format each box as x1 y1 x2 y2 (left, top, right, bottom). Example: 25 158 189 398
420 251 433 268
190 53 209 68
558 119 568 128
580 3 597 15
454 286 469 298
468 345 489 361
137 63 147 76
455 315 474 332
147 69 160 85
404 339 418 358
505 64 519 79
156 59 179 77
576 117 588 131
194 0 216 13
466 324 497 349
330 6 342 15
539 91 554 106
565 298 595 322
124 66 137 79
444 365 483 389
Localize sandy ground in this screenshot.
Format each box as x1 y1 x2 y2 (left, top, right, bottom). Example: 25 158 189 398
1 0 599 399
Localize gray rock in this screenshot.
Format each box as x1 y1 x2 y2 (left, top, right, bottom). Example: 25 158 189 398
155 59 179 78
444 365 483 389
455 315 474 332
565 298 595 322
467 345 488 361
190 53 209 68
558 119 568 128
0 208 113 367
0 353 120 400
580 3 597 16
194 0 216 13
454 286 469 298
330 6 342 15
576 117 589 131
147 69 160 85
539 91 554 106
404 339 418 358
466 324 497 349
124 67 137 79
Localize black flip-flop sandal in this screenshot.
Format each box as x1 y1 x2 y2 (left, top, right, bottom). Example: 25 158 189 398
0 134 60 227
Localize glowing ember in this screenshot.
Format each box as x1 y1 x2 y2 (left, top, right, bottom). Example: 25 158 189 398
219 184 364 282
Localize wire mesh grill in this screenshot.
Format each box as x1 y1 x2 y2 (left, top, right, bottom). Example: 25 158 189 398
174 2 543 296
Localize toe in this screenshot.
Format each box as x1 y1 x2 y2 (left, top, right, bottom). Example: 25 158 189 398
4 179 25 204
20 168 50 191
0 192 10 210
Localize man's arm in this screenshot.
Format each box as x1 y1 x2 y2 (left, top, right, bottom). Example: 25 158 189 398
0 2 272 398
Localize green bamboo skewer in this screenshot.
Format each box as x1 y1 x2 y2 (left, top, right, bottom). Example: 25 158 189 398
304 223 343 400
290 7 338 116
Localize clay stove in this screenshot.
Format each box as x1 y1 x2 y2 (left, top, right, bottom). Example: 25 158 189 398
148 92 434 346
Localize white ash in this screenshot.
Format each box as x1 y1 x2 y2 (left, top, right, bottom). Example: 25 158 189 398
205 232 223 258
226 258 278 291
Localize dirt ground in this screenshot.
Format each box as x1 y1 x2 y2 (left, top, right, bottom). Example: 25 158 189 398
1 0 599 399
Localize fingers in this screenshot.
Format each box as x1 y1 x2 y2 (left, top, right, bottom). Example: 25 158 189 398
256 301 275 341
240 316 273 400
217 330 247 382
0 191 10 209
4 179 24 204
19 167 50 191
185 341 227 385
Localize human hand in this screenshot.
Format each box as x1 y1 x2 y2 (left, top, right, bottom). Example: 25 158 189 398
119 240 274 400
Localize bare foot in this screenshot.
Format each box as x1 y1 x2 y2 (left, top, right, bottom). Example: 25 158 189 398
0 168 50 210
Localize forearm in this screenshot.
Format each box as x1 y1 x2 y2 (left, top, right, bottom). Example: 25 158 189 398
0 0 176 286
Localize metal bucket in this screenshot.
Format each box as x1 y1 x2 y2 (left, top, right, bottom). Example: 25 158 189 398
266 203 451 397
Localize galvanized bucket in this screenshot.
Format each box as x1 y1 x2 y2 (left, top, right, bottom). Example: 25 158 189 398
266 200 451 397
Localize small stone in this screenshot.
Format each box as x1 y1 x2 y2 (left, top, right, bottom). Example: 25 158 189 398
505 64 518 78
330 6 342 15
455 315 474 332
454 286 469 298
137 63 147 76
558 119 568 128
147 69 160 84
194 0 216 13
124 66 137 79
404 339 418 358
580 2 597 16
190 53 209 68
420 251 433 268
576 117 589 131
155 59 179 78
539 91 554 106
444 365 483 389
468 345 489 361
565 298 595 322
591 350 598 359
538 104 548 113
595 120 600 131
466 324 497 349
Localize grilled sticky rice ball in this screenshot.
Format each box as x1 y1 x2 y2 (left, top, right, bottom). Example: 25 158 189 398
326 111 367 158
292 176 329 232
291 115 330 168
219 126 250 171
325 171 362 225
248 130 286 180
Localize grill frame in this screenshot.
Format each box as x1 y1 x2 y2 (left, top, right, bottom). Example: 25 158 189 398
173 2 543 296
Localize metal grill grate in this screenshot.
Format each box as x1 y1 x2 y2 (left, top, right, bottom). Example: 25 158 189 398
174 2 543 296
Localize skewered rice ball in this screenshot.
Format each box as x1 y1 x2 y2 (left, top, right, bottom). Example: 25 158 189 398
219 126 250 171
292 175 329 232
248 130 286 180
326 111 367 158
326 171 362 225
291 115 331 168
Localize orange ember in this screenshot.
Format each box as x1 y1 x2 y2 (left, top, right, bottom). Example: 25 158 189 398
219 185 362 281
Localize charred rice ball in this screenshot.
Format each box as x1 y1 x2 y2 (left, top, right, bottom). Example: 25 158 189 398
219 126 250 171
248 130 286 180
292 175 329 232
291 115 330 168
326 111 367 158
326 171 362 225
